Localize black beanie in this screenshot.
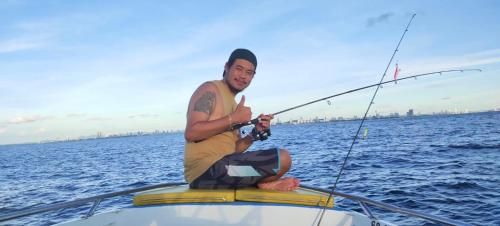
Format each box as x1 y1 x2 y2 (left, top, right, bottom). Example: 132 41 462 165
228 48 257 68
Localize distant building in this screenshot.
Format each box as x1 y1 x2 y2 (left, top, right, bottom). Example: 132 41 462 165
390 112 400 117
406 109 414 117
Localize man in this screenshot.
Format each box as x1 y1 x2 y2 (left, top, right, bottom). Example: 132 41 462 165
184 48 300 191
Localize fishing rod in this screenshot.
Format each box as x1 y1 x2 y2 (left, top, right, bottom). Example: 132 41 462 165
316 13 413 225
233 68 481 129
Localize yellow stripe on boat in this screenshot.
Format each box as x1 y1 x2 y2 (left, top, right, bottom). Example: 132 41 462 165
235 188 334 208
133 186 235 206
133 186 333 208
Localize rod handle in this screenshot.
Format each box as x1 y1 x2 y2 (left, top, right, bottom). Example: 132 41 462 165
232 118 259 129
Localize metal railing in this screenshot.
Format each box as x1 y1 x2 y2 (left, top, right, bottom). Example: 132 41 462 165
0 182 471 226
301 185 472 226
0 182 185 222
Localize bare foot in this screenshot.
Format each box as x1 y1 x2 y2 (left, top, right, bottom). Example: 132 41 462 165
257 177 301 191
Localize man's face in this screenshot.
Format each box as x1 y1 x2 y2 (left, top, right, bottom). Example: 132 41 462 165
224 59 256 93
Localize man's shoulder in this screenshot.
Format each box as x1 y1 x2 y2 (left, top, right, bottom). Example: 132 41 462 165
196 81 220 93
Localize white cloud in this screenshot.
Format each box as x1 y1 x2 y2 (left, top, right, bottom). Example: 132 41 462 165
0 19 59 53
128 114 159 119
79 2 301 74
400 48 500 74
0 8 128 54
0 36 50 53
466 48 500 56
66 113 88 118
7 115 52 124
87 117 111 121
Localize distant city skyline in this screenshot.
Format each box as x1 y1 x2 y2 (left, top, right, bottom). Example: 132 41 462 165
9 109 497 146
1 1 499 145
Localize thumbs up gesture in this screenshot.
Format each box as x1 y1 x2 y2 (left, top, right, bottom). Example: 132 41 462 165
232 95 252 124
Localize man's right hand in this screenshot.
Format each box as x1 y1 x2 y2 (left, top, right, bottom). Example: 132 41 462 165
232 95 252 124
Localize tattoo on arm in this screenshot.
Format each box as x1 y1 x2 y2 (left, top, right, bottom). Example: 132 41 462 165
194 91 215 115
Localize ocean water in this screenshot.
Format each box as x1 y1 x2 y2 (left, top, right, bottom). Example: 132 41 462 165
1 112 499 225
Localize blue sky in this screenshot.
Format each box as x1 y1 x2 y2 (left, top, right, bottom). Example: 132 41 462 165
1 0 499 144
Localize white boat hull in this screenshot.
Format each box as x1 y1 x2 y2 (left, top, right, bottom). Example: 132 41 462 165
2 183 466 225
57 203 395 226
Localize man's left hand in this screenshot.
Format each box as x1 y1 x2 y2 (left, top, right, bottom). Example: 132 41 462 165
255 114 274 132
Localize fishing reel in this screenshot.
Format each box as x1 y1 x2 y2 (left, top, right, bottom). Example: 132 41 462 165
251 127 271 141
233 117 271 141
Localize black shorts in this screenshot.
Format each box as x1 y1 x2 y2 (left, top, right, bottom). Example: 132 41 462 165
190 148 280 189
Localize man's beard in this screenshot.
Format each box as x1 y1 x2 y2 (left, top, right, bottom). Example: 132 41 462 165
227 81 243 94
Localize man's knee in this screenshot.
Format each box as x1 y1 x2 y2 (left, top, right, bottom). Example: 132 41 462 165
279 149 292 169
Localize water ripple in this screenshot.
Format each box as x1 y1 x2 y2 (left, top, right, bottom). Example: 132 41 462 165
1 112 500 225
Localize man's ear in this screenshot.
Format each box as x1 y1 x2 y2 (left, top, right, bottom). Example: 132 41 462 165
223 62 229 78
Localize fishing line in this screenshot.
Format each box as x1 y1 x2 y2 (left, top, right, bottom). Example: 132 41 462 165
232 68 481 130
315 13 416 226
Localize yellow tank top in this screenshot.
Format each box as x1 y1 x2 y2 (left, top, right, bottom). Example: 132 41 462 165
184 80 239 183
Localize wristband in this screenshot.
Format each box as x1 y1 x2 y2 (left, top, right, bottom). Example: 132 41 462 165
228 114 233 130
